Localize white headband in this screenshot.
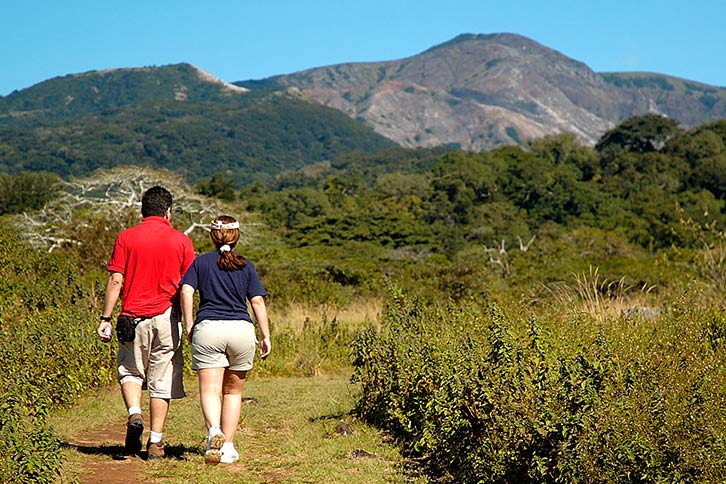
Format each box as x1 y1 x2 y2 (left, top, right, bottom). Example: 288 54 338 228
210 220 239 230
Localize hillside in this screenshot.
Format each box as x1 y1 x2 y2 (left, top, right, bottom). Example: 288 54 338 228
0 64 396 184
0 63 249 126
239 33 726 150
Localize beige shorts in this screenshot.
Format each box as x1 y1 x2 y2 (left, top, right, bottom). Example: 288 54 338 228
117 307 186 399
191 320 257 371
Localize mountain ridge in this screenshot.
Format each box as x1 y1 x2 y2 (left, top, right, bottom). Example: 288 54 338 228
236 33 726 150
1 32 725 182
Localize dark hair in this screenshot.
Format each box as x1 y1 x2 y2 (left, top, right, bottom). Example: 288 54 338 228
211 215 246 271
141 186 173 218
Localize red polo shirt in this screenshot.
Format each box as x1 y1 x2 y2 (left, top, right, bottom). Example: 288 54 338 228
108 216 195 317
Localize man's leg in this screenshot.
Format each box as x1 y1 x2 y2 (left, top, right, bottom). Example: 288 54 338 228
146 396 170 460
149 396 170 433
121 380 144 455
121 380 143 410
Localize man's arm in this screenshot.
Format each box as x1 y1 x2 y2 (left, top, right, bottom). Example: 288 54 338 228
97 272 124 342
180 284 196 343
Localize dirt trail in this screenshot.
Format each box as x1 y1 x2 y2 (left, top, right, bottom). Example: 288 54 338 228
55 377 408 484
62 417 144 484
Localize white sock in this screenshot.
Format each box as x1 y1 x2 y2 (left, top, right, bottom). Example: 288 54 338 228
221 442 235 453
128 406 142 416
149 431 163 444
208 426 222 436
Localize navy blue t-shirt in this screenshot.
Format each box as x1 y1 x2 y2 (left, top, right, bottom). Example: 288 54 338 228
180 251 267 324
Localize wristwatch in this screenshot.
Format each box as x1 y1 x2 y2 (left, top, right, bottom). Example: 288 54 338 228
99 315 112 322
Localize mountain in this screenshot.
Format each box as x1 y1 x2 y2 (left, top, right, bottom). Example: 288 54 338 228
0 64 248 125
0 64 396 184
237 33 726 150
2 34 725 184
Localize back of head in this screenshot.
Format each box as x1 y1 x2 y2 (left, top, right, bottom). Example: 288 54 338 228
210 215 246 271
141 186 173 218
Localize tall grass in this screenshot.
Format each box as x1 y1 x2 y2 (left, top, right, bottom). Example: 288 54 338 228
540 265 657 323
257 298 383 377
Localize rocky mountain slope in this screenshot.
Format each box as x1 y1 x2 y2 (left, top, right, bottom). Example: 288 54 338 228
241 33 726 150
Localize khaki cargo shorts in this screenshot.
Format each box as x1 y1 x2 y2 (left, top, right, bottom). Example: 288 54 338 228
117 307 186 399
191 319 257 371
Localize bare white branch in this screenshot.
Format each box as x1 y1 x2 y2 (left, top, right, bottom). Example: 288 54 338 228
16 166 258 252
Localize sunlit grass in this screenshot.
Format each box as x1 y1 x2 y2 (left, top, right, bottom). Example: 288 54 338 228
268 297 384 333
52 375 421 484
541 266 658 323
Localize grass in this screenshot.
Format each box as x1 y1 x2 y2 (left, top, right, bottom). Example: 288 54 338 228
267 298 384 333
51 374 420 484
540 265 658 323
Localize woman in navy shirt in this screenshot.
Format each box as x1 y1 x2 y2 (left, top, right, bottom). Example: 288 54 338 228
181 215 271 465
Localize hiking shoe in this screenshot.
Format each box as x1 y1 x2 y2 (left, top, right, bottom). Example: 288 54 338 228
220 447 239 464
125 413 144 455
204 431 225 465
146 439 165 460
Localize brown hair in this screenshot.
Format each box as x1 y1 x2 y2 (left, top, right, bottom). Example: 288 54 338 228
210 215 246 271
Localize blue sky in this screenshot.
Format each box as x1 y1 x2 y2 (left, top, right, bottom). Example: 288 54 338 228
2 0 724 96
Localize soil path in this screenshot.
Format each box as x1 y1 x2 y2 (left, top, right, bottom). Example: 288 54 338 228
61 414 144 483
54 377 407 484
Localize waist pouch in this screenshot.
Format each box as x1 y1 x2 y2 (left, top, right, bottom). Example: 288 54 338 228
116 315 144 344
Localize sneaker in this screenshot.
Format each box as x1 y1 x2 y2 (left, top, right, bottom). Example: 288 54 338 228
204 431 225 465
125 413 144 455
220 447 239 464
146 439 165 460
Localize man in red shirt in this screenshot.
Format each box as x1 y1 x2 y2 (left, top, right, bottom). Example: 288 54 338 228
96 186 196 460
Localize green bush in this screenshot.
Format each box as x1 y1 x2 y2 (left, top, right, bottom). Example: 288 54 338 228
0 219 115 483
352 285 726 483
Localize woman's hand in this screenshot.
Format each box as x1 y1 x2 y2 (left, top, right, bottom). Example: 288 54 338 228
259 336 271 360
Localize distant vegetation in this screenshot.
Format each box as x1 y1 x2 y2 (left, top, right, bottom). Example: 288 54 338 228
0 64 396 186
3 114 726 482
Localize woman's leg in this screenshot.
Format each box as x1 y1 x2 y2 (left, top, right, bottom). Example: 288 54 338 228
197 367 226 429
220 369 247 442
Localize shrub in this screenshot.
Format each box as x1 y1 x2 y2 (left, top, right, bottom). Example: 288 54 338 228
352 285 726 483
0 219 115 483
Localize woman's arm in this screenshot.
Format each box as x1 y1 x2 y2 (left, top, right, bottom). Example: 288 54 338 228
250 295 271 359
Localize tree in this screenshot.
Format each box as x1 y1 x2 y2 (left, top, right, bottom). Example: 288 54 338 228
0 171 61 215
596 114 682 155
17 166 246 255
196 173 237 201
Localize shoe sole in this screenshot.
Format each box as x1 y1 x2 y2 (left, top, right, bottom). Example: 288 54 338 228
125 419 144 455
204 449 222 465
204 433 225 465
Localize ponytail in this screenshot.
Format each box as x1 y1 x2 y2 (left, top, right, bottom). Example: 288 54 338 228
210 216 246 271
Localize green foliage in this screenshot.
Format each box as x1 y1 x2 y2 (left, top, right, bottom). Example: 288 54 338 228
6 114 726 481
353 287 726 482
0 89 395 186
196 173 237 201
0 172 61 215
259 314 357 377
0 219 115 483
596 113 682 155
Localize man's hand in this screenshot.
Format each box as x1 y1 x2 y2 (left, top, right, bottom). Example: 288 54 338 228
97 320 113 343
